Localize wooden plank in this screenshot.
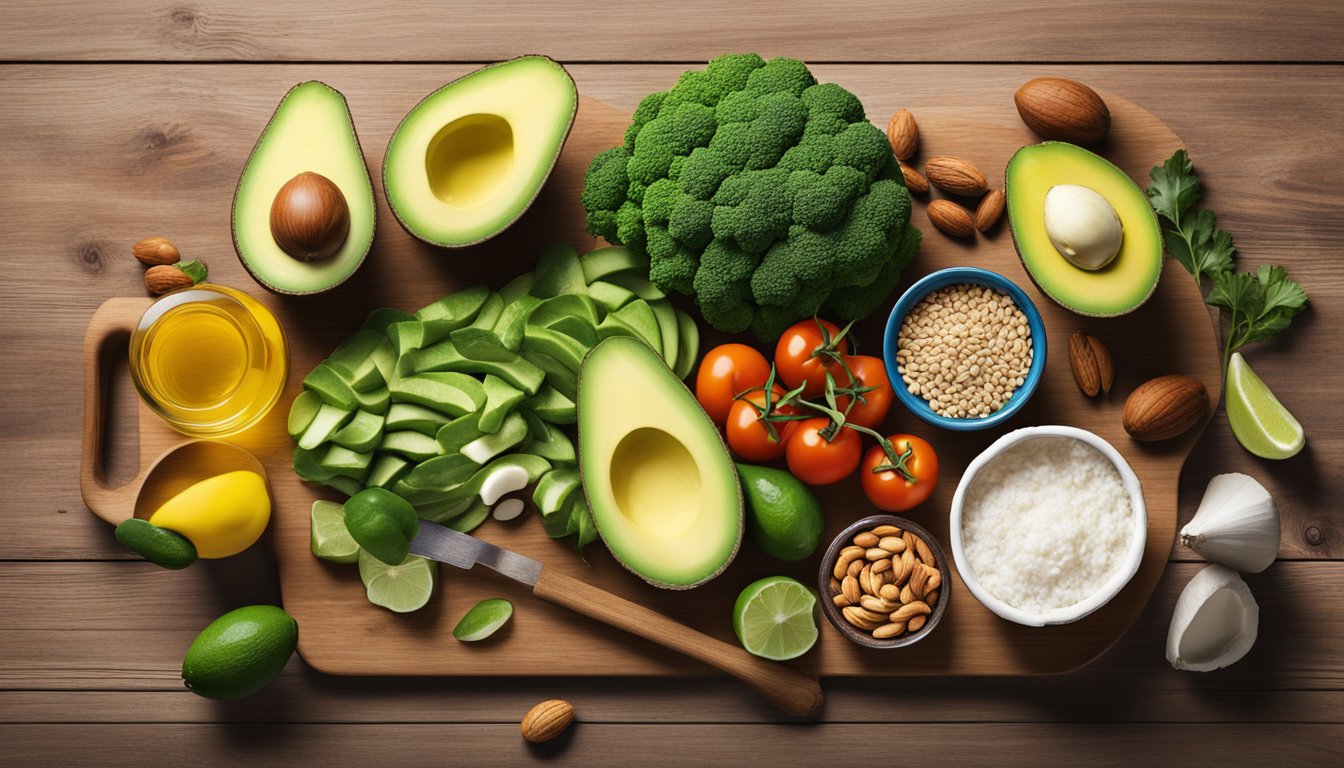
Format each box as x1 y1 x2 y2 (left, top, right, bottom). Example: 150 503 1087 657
2 562 1338 693
0 64 1337 566
3 1 1341 63
2 723 1340 766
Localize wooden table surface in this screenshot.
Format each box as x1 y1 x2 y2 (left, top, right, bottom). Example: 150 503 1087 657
2 2 1341 764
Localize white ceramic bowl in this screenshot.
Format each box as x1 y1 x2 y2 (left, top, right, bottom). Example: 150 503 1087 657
949 425 1148 627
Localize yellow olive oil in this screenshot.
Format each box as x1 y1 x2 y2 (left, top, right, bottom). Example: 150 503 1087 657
131 285 287 437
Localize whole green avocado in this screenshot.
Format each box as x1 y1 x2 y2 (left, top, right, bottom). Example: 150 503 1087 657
581 53 918 339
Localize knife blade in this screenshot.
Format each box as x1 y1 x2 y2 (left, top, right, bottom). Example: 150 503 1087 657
405 518 824 716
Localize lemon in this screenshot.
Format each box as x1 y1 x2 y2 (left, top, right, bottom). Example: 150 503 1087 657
182 605 297 700
358 549 436 613
149 471 270 558
310 500 359 563
1226 352 1305 460
732 576 818 661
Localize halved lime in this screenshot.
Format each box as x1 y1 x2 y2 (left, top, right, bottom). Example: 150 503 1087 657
310 500 359 563
453 598 514 642
358 549 436 613
1226 352 1305 460
732 576 818 661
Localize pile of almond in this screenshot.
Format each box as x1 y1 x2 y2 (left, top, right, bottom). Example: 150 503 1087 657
828 523 941 641
134 236 207 295
886 110 1004 240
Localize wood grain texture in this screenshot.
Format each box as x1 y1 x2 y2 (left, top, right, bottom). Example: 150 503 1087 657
3 1 1342 62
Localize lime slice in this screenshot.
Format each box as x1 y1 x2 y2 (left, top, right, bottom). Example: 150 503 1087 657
452 598 514 642
1226 352 1305 460
358 549 436 613
310 500 359 563
731 576 818 661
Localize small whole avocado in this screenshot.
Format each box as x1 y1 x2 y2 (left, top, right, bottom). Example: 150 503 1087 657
182 605 298 700
736 464 825 562
1005 141 1163 317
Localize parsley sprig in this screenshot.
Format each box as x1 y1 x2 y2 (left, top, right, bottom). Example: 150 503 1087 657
1146 150 1307 369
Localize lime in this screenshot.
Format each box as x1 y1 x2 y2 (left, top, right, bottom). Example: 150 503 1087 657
452 598 514 642
732 576 818 661
1226 352 1305 460
182 605 297 700
310 500 359 563
736 464 824 561
358 549 436 613
344 487 419 565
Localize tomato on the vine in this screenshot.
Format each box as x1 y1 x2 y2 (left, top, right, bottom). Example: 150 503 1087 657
836 355 893 429
725 387 799 462
696 343 771 425
774 319 849 399
860 434 939 512
785 418 862 486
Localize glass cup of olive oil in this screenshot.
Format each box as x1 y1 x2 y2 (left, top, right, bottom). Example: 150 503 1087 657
129 284 288 437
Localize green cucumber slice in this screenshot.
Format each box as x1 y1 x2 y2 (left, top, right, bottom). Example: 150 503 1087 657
288 390 322 439
460 411 528 464
330 410 384 453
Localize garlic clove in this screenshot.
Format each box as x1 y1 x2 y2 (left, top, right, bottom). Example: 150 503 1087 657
492 498 526 522
1167 564 1259 672
1181 473 1280 573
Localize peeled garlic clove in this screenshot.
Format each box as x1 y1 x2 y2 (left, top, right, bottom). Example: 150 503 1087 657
492 498 525 522
1167 564 1259 672
1181 473 1280 573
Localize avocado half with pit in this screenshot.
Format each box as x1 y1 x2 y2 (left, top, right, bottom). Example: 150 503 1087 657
1006 141 1163 317
578 336 743 590
232 81 377 295
383 56 578 248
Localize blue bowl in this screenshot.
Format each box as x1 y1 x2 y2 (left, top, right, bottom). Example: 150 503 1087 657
883 267 1047 431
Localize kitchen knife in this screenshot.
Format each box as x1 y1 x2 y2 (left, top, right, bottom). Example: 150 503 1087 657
409 518 824 716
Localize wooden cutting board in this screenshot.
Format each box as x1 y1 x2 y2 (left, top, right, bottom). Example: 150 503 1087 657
82 92 1219 677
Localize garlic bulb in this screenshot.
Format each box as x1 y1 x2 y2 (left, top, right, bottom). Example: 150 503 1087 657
1167 564 1259 671
1180 473 1280 573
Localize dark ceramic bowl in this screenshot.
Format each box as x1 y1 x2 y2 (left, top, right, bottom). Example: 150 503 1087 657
817 514 951 649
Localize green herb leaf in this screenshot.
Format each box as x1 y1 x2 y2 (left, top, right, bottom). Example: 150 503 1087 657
1209 265 1307 365
1147 149 1200 225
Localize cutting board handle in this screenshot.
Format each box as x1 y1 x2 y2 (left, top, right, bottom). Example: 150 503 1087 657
533 566 824 716
81 297 153 525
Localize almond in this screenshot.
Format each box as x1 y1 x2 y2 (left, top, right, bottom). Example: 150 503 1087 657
1014 77 1111 143
974 189 1005 232
521 699 574 743
1069 331 1115 397
132 236 180 266
886 109 919 160
898 161 928 194
1123 375 1208 441
145 265 194 295
924 156 988 196
926 199 975 238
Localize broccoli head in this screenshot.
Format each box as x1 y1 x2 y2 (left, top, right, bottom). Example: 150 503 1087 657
582 54 918 339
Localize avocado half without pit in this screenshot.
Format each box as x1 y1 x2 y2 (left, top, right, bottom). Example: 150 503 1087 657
1006 141 1162 317
383 56 578 248
232 81 376 295
577 336 743 590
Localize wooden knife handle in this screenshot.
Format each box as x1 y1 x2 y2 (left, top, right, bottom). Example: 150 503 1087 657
532 566 824 716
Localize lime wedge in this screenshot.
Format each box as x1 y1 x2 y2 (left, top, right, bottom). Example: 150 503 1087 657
732 576 818 661
1226 352 1305 460
453 598 514 642
310 500 359 563
358 549 436 613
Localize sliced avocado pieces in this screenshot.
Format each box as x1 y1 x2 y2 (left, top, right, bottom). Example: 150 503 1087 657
530 242 587 298
383 57 578 248
579 246 645 284
524 385 576 425
586 281 637 314
578 336 743 589
1006 141 1162 317
672 308 700 381
232 81 375 295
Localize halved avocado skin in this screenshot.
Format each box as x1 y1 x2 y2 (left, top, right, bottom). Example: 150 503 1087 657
382 55 578 249
576 337 743 590
1006 141 1163 317
231 81 376 296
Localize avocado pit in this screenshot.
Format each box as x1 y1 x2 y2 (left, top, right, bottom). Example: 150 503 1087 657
1043 184 1123 271
269 171 350 262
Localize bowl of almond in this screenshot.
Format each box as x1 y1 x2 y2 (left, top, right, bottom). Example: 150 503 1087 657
818 515 950 649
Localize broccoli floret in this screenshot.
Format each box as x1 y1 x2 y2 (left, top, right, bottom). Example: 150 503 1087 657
582 54 920 340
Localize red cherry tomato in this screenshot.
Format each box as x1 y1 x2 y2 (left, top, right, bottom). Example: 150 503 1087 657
785 418 862 486
774 319 849 399
725 387 799 462
696 343 771 425
836 355 893 429
861 434 939 512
